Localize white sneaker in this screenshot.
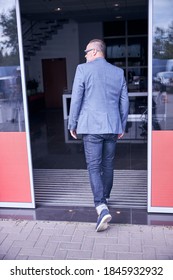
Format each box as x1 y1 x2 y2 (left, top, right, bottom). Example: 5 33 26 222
96 209 112 232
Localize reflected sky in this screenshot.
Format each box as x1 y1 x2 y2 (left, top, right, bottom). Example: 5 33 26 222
153 0 173 30
0 0 15 12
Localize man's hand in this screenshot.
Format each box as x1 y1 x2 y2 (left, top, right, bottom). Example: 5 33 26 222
118 132 124 139
70 130 77 139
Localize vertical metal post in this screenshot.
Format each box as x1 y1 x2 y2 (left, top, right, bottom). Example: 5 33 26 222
15 0 35 208
147 0 153 212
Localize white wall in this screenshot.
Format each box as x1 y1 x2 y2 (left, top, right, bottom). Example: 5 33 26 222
25 21 79 92
25 20 103 93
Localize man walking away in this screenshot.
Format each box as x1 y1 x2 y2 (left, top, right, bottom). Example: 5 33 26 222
68 39 129 232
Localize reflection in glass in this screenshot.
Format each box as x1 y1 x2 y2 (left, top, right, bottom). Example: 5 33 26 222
105 38 126 67
128 37 147 67
127 37 148 92
0 0 25 132
152 0 173 131
128 69 148 92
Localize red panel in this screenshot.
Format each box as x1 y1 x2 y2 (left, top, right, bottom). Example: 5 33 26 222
152 131 173 207
0 133 32 203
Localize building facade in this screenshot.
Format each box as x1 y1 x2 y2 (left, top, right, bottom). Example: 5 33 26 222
0 0 173 213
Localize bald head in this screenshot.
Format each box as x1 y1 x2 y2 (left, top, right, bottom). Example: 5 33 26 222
88 39 106 56
85 39 106 62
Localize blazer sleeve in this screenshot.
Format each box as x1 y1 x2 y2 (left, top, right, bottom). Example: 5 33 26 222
119 76 129 132
68 65 85 130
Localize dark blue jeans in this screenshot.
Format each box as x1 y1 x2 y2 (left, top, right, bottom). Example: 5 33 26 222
83 134 118 207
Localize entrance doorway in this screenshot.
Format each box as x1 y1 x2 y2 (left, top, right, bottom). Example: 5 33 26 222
20 1 148 208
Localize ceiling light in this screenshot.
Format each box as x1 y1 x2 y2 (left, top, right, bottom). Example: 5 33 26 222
54 7 61 12
114 3 119 7
116 16 122 19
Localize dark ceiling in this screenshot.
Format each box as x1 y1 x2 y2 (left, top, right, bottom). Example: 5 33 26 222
20 0 148 22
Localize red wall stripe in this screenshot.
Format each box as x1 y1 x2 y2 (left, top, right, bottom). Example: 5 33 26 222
152 131 173 207
0 132 32 203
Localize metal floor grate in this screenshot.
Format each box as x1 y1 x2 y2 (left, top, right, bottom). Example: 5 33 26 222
33 169 147 208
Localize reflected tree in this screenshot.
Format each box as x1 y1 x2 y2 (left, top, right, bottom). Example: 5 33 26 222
166 21 173 58
153 22 173 59
153 27 166 58
0 8 19 65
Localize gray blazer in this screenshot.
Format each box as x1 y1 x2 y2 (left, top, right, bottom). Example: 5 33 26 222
68 57 129 134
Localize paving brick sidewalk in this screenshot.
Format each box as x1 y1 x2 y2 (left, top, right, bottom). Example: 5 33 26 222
0 219 173 260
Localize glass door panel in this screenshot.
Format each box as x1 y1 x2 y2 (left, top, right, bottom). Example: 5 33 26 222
148 0 173 212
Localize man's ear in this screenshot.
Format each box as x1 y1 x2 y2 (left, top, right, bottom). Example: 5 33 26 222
93 49 97 56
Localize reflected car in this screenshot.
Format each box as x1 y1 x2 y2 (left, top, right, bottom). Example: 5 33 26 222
153 71 173 92
0 76 14 98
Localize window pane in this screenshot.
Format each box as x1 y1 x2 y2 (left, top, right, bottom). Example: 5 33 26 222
128 19 148 35
128 68 148 93
152 0 173 131
105 38 126 67
128 37 148 67
104 21 125 37
0 0 25 132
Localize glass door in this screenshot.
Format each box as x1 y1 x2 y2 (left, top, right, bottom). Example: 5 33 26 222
148 0 173 213
104 19 148 170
